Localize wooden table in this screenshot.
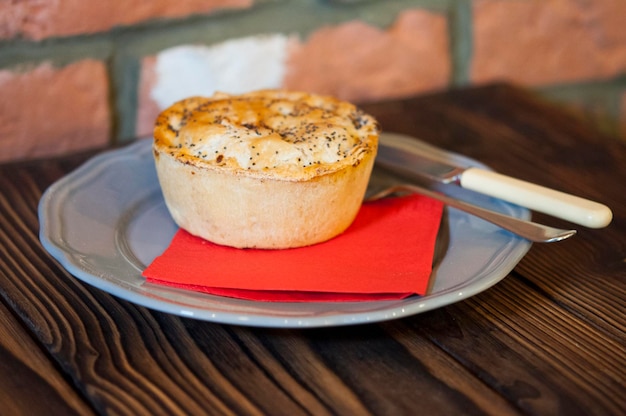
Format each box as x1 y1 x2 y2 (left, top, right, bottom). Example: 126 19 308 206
0 84 624 415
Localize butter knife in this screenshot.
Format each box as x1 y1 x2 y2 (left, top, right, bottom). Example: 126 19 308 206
376 132 612 229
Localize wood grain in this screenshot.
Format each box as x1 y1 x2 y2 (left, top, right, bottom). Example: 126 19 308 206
0 84 624 415
0 300 95 415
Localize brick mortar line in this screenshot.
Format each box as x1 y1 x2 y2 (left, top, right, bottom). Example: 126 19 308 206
1 0 454 144
107 0 454 141
448 0 472 86
0 0 447 70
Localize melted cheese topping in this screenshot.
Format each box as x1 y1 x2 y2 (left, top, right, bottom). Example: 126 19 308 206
153 90 379 180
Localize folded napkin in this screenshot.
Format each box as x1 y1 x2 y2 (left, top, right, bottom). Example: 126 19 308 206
142 194 443 302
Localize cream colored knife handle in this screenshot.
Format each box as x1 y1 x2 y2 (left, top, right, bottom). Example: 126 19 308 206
460 168 613 228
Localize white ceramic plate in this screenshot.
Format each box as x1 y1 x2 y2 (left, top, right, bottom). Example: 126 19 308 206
39 133 531 328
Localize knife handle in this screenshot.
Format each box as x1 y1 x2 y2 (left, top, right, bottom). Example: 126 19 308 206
460 168 613 228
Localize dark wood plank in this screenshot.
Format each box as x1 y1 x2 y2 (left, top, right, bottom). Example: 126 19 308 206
363 84 626 334
361 84 626 415
0 300 95 415
392 285 625 415
0 84 623 415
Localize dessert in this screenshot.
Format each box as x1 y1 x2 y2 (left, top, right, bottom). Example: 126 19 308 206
153 89 379 249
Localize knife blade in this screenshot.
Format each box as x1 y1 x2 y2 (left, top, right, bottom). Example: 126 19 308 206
376 132 612 229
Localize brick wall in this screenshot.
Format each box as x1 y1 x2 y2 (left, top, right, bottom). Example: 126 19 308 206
1 0 625 163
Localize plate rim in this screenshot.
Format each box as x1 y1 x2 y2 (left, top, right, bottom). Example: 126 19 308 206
38 134 532 328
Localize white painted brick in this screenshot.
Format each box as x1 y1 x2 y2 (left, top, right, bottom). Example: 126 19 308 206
151 34 296 109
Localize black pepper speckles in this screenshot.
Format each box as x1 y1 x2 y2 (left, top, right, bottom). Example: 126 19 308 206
156 92 378 175
349 110 370 130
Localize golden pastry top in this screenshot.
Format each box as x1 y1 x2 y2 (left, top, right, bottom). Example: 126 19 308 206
153 90 379 180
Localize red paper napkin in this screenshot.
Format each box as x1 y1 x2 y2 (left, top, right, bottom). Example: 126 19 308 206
142 194 443 302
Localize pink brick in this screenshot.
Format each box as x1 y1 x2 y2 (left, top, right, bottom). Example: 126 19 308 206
0 60 110 163
472 0 626 86
284 9 451 103
0 0 252 40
